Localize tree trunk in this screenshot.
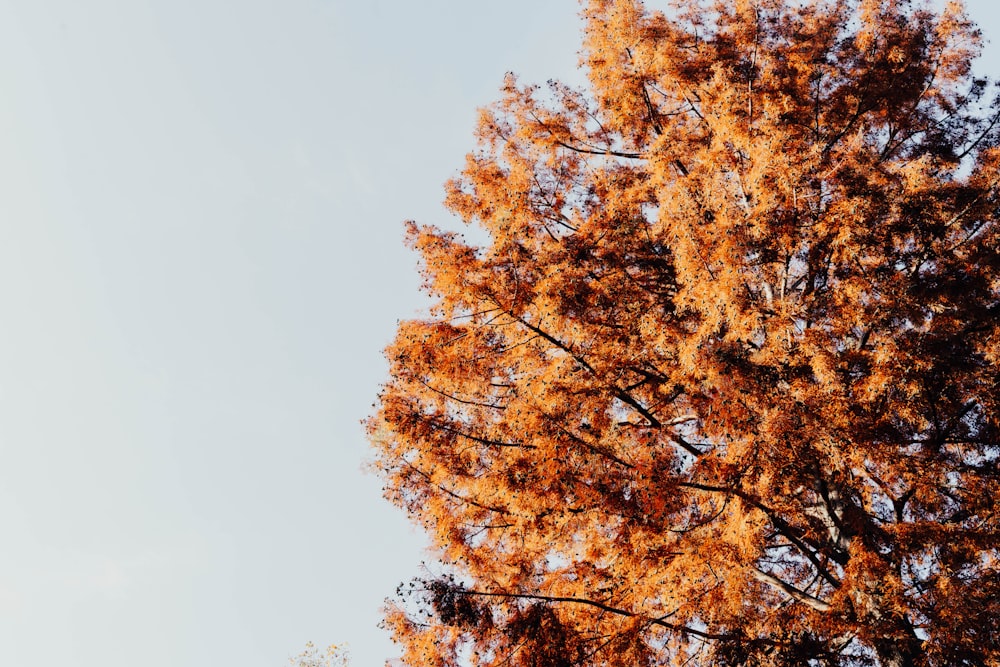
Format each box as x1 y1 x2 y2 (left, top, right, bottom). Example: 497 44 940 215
875 638 920 667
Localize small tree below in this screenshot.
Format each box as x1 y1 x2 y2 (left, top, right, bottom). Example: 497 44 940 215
288 642 349 667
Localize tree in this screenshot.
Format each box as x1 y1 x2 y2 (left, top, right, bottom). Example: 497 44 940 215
368 0 1000 665
289 642 350 667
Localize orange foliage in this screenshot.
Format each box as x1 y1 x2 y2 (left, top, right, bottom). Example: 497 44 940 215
369 1 1000 665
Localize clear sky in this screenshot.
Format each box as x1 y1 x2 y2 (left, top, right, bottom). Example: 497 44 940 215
0 2 996 666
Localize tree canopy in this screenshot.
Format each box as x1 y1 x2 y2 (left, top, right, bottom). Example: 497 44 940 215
368 1 1000 665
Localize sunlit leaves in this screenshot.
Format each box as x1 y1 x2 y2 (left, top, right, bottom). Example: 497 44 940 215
370 1 1000 665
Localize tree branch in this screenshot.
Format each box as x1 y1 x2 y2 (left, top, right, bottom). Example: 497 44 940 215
751 568 832 612
456 587 751 643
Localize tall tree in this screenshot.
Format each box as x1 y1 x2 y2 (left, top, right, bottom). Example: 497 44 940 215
369 1 1000 665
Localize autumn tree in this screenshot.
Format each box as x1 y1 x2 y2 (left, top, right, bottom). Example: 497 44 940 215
289 642 350 667
368 0 1000 665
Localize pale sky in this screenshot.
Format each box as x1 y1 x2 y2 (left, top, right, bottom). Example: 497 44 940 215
0 2 996 666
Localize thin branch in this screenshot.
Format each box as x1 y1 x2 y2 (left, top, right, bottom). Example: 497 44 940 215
421 416 536 450
555 140 644 159
417 378 506 410
403 462 511 515
751 568 832 612
680 481 845 582
454 588 752 643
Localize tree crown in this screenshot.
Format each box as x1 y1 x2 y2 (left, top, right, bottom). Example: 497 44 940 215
370 1 1000 665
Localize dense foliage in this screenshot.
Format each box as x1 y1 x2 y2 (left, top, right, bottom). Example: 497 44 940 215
369 1 1000 665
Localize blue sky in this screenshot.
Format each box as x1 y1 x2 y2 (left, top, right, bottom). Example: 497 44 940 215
0 1 996 666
